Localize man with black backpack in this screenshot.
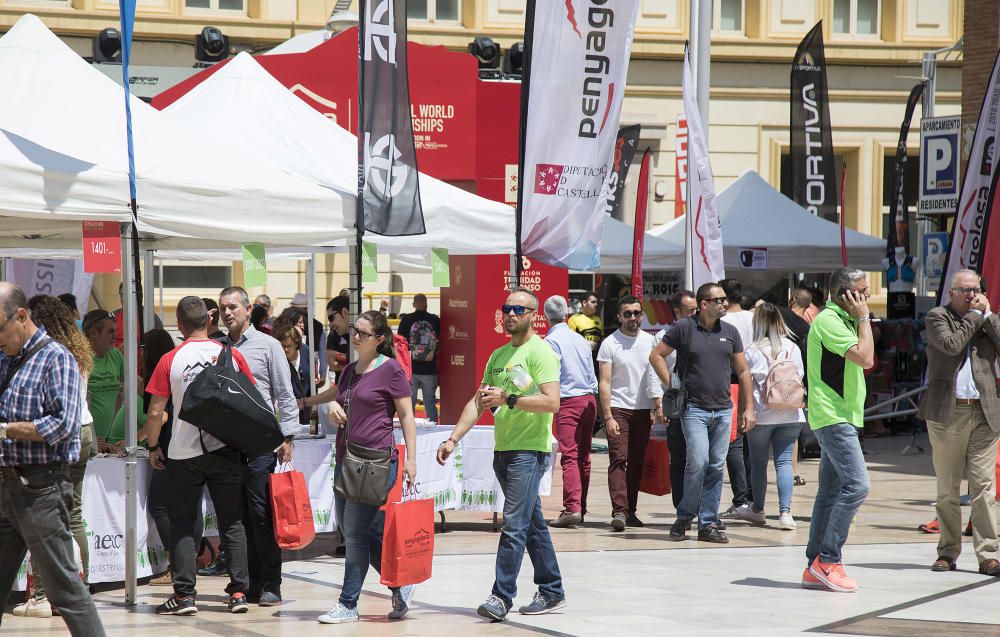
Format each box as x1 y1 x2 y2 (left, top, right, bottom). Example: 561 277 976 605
398 294 440 423
145 296 255 616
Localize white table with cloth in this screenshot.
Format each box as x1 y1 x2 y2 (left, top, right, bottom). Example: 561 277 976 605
16 425 554 586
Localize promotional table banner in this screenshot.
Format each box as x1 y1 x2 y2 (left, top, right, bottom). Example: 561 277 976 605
683 49 724 289
790 21 838 222
605 124 641 221
631 148 651 298
358 0 426 236
517 0 640 270
940 48 1000 304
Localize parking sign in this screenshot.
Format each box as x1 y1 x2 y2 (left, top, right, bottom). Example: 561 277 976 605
919 115 960 214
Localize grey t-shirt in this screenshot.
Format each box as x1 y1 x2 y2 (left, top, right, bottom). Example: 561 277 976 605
664 316 744 410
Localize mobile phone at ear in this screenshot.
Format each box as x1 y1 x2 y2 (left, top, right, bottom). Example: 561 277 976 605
837 287 848 299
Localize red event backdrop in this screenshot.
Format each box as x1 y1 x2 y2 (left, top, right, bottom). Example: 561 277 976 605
439 255 568 425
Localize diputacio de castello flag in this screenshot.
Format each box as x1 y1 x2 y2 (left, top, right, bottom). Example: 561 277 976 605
517 0 640 270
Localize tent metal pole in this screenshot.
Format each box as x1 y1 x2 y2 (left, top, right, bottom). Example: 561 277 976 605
158 258 164 324
121 224 139 606
349 244 359 362
307 255 317 395
142 249 154 331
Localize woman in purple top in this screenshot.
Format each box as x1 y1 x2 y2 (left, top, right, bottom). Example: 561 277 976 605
306 310 417 625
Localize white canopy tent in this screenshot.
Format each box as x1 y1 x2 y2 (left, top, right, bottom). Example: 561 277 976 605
650 170 886 272
0 15 353 249
161 51 516 255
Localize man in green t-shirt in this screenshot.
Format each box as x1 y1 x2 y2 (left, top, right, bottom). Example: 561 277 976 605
83 310 124 442
437 288 564 622
802 267 874 594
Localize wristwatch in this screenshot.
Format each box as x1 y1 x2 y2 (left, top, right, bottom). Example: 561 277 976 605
506 393 519 409
0 423 7 439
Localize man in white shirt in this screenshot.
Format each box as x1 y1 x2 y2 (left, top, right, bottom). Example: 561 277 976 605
598 295 659 531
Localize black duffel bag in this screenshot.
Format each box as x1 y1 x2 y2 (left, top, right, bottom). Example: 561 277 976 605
179 343 284 457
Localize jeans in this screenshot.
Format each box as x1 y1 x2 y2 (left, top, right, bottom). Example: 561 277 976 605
607 408 652 516
0 463 105 636
746 423 800 514
244 452 282 595
492 451 563 607
31 423 94 597
334 460 400 609
678 405 733 527
806 424 870 565
726 435 751 507
666 419 686 509
411 374 438 422
555 395 596 514
168 448 249 597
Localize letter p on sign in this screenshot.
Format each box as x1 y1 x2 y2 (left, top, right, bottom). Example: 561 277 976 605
925 137 952 191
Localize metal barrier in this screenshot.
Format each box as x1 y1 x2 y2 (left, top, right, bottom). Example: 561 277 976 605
863 386 927 455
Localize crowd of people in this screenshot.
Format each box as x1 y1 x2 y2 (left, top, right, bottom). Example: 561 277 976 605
1 265 996 633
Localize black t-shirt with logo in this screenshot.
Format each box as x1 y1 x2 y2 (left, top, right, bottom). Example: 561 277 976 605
664 316 744 410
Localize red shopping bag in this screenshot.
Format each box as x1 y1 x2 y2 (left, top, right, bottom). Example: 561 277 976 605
380 497 435 587
269 465 316 550
639 438 671 496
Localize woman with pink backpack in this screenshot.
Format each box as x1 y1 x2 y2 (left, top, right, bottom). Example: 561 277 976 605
743 303 807 530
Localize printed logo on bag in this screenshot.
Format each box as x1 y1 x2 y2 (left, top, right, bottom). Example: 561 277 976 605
403 528 432 557
409 319 438 362
365 132 408 198
363 0 397 65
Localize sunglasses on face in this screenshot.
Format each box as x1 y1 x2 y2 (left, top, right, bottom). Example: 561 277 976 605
704 297 728 306
620 310 643 318
502 304 536 316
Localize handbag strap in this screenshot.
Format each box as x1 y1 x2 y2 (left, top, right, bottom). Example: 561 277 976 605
0 336 54 399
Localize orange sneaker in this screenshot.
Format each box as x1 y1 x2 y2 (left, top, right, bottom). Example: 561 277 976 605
809 558 858 592
801 567 827 590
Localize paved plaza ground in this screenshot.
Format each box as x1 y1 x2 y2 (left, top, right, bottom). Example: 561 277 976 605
6 431 997 636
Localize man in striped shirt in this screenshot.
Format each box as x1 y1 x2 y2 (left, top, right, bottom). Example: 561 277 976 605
0 283 104 636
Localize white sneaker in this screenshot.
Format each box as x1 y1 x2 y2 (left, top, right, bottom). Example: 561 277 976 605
12 597 52 618
779 512 797 530
317 603 359 624
741 508 767 526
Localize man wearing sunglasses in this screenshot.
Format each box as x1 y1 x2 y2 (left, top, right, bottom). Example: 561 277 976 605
919 270 1000 578
650 282 755 544
597 295 659 531
325 295 351 380
437 288 564 622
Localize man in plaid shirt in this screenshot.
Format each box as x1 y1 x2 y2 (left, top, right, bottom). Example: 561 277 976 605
0 283 104 636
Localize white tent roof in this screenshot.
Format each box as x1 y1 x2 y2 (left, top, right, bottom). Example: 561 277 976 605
389 216 684 273
0 15 352 249
162 52 516 255
650 170 885 271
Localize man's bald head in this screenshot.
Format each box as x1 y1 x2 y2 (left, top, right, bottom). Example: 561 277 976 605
413 293 428 311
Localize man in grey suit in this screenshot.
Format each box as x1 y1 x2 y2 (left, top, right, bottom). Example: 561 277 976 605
919 269 1000 575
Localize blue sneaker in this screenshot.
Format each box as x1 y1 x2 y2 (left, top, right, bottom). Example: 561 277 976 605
518 592 567 615
476 595 509 622
388 585 415 619
317 603 359 624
